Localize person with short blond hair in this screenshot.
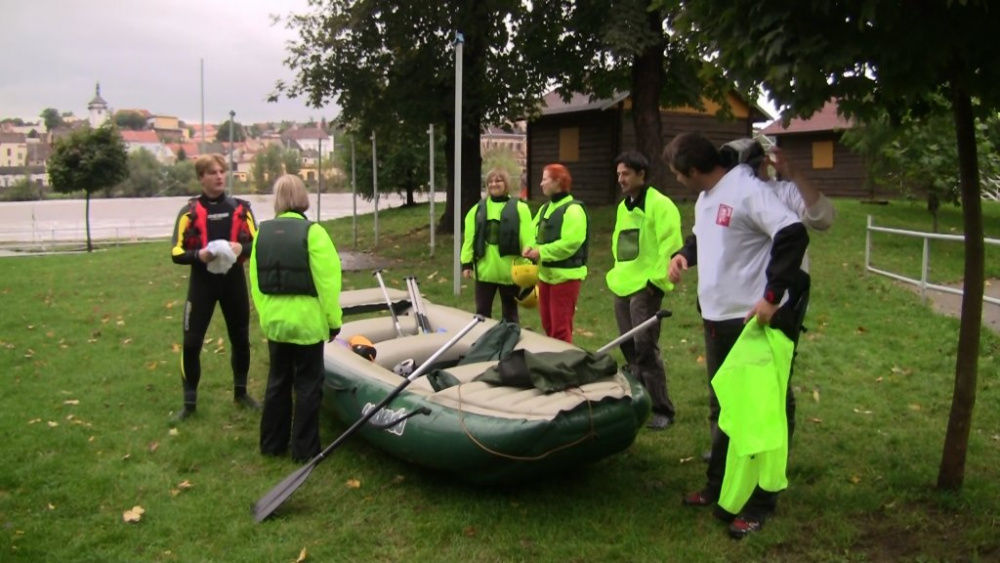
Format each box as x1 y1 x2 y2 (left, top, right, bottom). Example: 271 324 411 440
250 174 342 462
460 168 534 322
170 153 258 422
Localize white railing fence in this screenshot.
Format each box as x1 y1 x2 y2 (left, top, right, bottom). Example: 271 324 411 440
865 215 999 306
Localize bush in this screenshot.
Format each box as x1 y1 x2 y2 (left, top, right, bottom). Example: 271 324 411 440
0 178 45 201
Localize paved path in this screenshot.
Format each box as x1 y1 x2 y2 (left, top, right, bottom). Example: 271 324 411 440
911 279 1000 334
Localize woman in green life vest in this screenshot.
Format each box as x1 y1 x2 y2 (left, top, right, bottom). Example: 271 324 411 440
522 164 589 344
249 174 343 463
461 168 535 323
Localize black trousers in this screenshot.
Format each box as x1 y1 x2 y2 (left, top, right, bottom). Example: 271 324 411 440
614 288 675 419
260 340 324 462
474 281 520 324
702 289 809 516
180 266 251 406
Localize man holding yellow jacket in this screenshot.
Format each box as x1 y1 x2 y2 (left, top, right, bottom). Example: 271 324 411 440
606 151 683 430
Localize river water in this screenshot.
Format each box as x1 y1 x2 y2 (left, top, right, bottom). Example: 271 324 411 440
0 192 444 244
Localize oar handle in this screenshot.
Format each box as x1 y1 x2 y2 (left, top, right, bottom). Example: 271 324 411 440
595 310 672 356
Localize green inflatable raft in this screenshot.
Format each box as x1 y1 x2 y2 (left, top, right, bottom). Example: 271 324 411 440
324 289 652 485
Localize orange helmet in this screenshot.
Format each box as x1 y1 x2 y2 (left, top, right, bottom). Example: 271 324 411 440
348 335 377 361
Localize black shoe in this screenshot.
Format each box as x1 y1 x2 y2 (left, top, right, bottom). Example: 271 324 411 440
235 394 261 411
170 406 196 424
646 414 673 430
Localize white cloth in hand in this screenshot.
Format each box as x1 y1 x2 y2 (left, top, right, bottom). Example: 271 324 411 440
205 239 237 274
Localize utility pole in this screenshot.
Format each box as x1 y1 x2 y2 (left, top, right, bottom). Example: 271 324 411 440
371 131 379 248
452 32 464 296
200 59 205 156
428 123 435 256
227 110 235 195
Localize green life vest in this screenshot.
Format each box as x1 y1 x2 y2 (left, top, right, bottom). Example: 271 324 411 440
537 200 589 269
255 217 317 296
473 197 522 259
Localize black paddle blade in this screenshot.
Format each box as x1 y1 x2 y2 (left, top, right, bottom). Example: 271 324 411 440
253 460 317 523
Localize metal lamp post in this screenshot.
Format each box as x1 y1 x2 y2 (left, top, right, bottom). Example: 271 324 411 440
228 110 235 195
452 32 464 296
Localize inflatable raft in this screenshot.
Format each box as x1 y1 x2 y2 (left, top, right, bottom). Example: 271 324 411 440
325 288 652 485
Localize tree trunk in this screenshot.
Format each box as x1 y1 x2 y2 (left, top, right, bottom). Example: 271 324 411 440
85 191 93 253
936 88 985 491
630 8 667 189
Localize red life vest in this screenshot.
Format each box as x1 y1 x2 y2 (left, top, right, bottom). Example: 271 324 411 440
182 197 252 257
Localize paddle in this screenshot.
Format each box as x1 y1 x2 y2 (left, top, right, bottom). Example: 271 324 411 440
595 310 672 355
373 269 405 337
253 314 485 523
407 276 432 333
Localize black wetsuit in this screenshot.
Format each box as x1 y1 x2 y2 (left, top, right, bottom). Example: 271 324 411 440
170 193 257 409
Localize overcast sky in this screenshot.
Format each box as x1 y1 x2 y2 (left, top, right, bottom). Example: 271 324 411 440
0 0 332 125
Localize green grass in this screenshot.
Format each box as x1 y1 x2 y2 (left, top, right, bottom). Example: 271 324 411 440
1 198 998 562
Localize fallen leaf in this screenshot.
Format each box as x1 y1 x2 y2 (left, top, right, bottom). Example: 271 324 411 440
48 503 55 510
875 376 884 383
146 362 158 371
216 337 224 347
808 417 823 423
171 343 181 353
294 547 308 563
177 480 193 490
679 456 694 464
122 505 145 523
122 454 131 461
856 326 867 334
391 475 405 484
427 271 438 279
853 408 873 415
47 421 58 427
695 355 705 364
27 324 34 330
24 349 35 358
575 329 595 337
203 337 213 344
890 366 903 374
116 320 125 327
908 404 922 411
812 390 820 402
463 526 476 537
46 331 55 337
849 476 861 484
122 338 132 345
165 301 176 309
89 436 95 442
169 428 179 436
345 479 361 489
63 399 80 405
992 434 1000 441
148 442 159 453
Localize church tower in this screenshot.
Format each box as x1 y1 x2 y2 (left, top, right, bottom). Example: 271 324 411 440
88 83 110 128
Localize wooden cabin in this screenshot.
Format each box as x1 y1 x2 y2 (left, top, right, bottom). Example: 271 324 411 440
525 91 767 204
760 100 883 198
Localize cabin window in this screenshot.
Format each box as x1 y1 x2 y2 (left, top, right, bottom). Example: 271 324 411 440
559 127 580 162
812 140 834 169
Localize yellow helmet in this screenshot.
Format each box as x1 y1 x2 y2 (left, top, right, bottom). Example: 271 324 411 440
515 285 539 309
511 263 538 289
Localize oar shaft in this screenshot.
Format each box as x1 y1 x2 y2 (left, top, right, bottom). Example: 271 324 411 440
373 269 404 337
595 310 672 356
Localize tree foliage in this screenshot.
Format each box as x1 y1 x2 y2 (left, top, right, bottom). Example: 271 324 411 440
527 0 726 187
337 126 447 206
253 144 285 192
677 0 999 491
48 124 129 251
215 120 247 143
114 111 149 131
112 148 163 197
282 148 302 176
273 0 548 232
40 108 64 132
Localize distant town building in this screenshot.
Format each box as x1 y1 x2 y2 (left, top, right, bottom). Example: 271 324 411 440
281 126 333 158
480 123 527 170
0 132 28 167
88 83 111 128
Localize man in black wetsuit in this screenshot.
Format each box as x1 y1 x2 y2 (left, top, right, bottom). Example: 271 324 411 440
170 154 259 422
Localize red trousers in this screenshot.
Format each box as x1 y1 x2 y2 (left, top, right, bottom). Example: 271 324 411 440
537 280 581 344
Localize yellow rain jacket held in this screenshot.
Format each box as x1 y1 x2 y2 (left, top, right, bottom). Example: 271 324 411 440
461 196 534 284
250 212 343 345
711 318 795 515
606 186 683 296
533 194 589 284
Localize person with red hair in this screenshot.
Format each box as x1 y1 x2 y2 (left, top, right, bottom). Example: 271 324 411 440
522 164 589 343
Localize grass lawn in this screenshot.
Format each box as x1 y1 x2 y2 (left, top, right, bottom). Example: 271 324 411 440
1 196 998 562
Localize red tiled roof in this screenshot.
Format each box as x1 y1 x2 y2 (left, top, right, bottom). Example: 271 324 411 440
282 128 330 141
759 99 854 135
166 142 201 157
120 130 161 143
0 132 27 143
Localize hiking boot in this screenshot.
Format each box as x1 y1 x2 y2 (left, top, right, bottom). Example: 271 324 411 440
235 394 261 411
728 513 766 540
646 414 673 430
682 488 717 507
170 405 196 424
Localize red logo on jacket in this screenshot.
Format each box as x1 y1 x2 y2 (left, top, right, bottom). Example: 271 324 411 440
716 204 733 227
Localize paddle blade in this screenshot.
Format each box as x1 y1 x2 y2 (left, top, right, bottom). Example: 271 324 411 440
253 460 317 523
